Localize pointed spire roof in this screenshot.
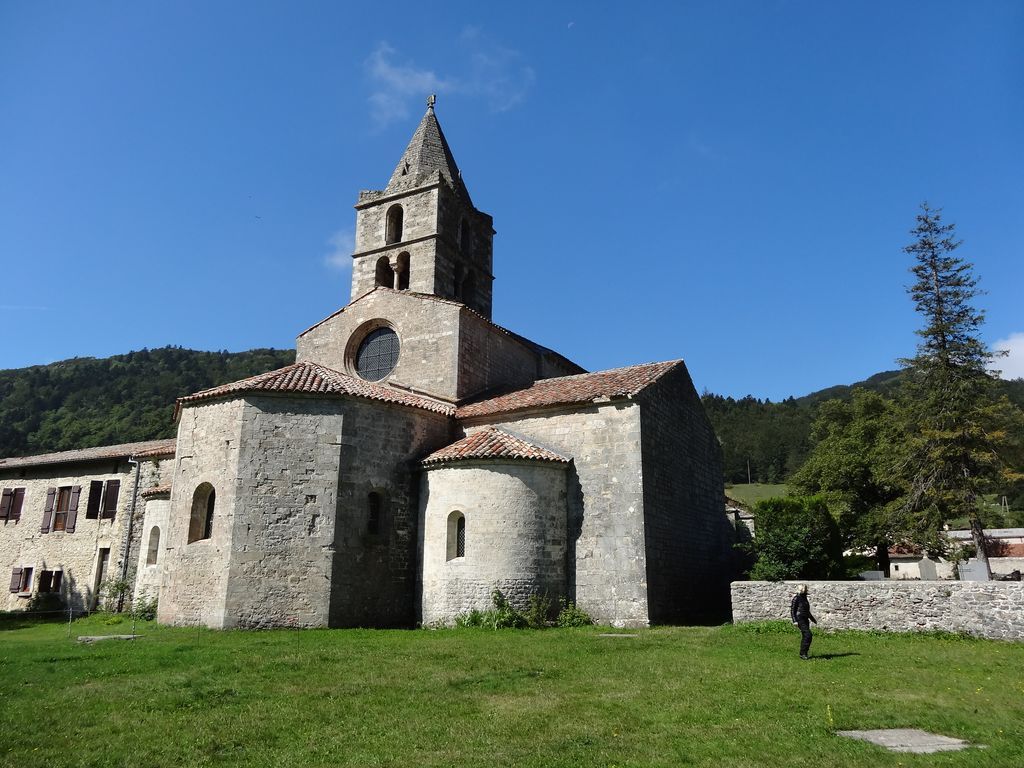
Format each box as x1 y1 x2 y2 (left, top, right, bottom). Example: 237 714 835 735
386 95 472 204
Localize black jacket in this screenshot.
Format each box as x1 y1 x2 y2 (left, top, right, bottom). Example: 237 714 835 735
790 593 816 624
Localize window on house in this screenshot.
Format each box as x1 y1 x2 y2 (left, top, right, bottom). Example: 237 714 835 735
375 256 395 288
41 486 81 534
395 252 410 290
9 567 32 594
446 511 466 561
385 204 404 245
86 479 121 520
367 492 382 536
0 487 25 522
188 483 216 543
146 526 161 565
37 570 63 593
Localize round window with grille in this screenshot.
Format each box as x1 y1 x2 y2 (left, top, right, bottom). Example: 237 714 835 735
355 327 400 381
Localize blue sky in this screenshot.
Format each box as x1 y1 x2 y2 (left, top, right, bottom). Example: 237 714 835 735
1 1 1021 400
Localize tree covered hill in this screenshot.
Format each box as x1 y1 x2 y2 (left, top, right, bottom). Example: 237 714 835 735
1 348 1020 476
0 347 295 459
703 371 1024 485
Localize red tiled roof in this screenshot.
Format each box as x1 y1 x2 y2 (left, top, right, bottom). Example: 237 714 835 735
141 484 171 499
175 361 455 417
456 360 682 419
421 427 569 467
0 439 177 471
134 443 176 459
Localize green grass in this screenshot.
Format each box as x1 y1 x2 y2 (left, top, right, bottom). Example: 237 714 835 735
726 483 790 507
1 616 1022 767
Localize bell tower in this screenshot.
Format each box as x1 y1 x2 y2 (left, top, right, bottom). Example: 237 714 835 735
349 96 495 319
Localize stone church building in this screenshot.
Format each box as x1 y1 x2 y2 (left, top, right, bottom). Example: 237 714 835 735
1 102 733 628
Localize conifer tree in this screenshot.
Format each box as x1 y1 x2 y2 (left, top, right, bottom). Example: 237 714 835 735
898 204 1023 575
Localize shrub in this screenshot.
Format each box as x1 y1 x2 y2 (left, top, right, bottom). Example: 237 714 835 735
132 591 159 621
556 599 593 627
524 593 552 629
745 495 843 581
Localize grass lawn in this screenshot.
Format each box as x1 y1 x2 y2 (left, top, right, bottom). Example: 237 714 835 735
1 617 1022 767
725 483 789 507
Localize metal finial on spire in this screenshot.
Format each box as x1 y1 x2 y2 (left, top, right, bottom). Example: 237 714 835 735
427 94 436 110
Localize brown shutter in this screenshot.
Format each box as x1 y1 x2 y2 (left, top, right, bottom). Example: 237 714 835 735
38 570 52 592
65 486 81 533
41 488 56 533
101 479 120 519
86 480 103 519
0 489 11 520
11 488 24 521
9 568 22 593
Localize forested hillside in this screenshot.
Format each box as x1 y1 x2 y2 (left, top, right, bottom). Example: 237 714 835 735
1 348 1020 476
703 371 1024 485
0 347 295 459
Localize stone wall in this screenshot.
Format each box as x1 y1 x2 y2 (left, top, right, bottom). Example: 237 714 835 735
731 580 1024 641
1 460 143 612
419 460 568 625
465 403 650 627
133 496 169 602
158 399 242 628
637 364 732 623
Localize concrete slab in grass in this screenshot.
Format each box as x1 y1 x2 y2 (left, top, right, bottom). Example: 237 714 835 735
837 728 982 754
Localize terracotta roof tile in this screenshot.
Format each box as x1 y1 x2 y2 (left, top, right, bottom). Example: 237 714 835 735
175 361 454 417
141 484 171 499
456 360 682 419
0 439 177 471
421 428 569 467
134 443 176 459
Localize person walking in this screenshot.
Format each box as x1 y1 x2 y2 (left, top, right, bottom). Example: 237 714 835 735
790 584 817 659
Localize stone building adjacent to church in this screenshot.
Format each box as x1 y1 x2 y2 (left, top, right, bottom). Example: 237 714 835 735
1 103 733 628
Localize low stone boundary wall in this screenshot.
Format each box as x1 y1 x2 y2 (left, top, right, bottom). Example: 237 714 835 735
731 580 1024 641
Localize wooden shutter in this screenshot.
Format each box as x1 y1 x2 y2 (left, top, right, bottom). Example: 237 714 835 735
65 486 81 533
0 489 11 521
38 570 52 593
9 568 22 593
53 571 63 592
101 480 120 519
11 488 24 521
41 488 56 533
86 480 103 519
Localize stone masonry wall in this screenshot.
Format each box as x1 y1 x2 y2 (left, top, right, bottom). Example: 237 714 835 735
1 460 143 613
463 403 649 627
331 397 450 627
456 310 538 400
637 364 732 623
158 399 242 628
419 461 568 625
732 580 1024 641
223 397 346 628
297 290 463 401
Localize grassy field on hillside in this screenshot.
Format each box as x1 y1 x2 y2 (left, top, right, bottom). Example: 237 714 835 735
725 483 789 507
1 616 1022 767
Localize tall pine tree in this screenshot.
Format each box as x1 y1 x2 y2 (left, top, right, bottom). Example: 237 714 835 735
899 203 1023 575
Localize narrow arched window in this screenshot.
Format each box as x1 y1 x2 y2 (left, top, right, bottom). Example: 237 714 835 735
188 483 215 543
385 205 404 245
462 270 476 307
367 492 382 536
375 256 395 288
459 218 471 254
146 526 160 565
446 511 465 561
395 252 410 291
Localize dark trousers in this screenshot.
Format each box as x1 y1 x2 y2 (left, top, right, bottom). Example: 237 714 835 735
797 619 812 657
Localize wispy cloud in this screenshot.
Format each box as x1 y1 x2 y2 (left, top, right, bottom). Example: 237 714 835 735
365 31 535 128
324 228 355 272
992 332 1024 380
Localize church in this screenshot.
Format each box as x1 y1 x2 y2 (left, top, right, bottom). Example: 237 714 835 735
1 101 733 628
